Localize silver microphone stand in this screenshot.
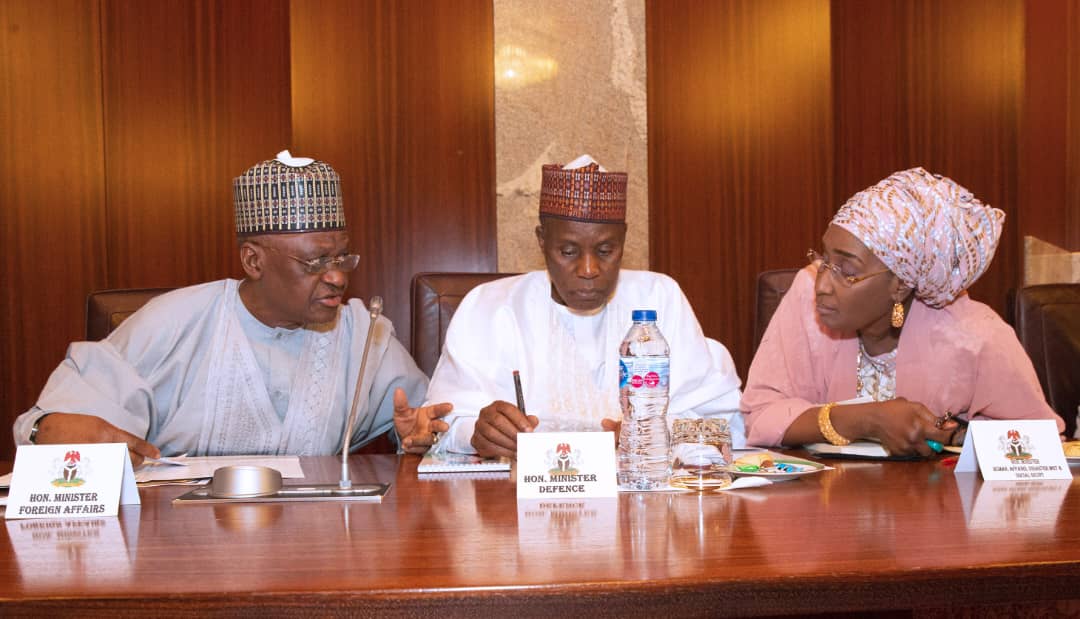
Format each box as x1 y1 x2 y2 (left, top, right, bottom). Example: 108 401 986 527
339 296 382 489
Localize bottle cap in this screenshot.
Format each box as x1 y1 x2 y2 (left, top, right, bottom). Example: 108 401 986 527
631 309 657 322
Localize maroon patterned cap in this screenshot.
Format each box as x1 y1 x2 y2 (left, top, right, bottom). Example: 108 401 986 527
233 152 346 235
539 163 627 223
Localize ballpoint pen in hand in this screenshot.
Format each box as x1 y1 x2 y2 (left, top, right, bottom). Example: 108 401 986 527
513 370 526 414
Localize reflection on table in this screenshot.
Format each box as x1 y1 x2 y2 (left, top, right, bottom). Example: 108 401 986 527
1 455 1079 616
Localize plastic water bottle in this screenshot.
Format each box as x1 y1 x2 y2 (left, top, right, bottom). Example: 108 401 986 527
617 309 671 490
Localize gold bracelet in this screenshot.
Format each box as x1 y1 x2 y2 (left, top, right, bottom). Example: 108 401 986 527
817 402 851 446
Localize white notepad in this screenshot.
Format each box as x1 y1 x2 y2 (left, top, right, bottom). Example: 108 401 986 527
805 440 889 459
417 453 511 474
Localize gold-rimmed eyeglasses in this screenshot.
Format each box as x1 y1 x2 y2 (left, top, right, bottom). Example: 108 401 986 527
256 243 360 275
806 249 890 287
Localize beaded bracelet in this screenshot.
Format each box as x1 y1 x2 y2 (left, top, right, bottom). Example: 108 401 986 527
817 402 851 446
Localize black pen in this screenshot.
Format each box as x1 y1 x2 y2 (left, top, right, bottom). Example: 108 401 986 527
513 370 526 414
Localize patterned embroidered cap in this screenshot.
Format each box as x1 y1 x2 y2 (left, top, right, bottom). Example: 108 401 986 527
539 156 627 223
831 167 1004 308
233 150 346 235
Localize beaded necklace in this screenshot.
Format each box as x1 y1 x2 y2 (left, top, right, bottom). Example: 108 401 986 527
856 339 898 402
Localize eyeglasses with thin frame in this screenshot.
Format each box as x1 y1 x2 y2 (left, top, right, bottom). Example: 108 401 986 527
806 249 890 287
255 242 360 275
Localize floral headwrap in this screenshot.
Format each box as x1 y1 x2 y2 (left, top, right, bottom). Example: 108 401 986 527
831 167 1004 308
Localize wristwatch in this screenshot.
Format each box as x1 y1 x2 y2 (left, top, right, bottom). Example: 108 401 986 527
28 415 49 444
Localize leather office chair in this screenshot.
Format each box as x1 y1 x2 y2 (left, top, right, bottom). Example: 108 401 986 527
1013 283 1080 437
86 287 175 341
410 272 517 377
753 268 800 355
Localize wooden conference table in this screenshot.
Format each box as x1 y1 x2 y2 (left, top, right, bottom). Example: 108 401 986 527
1 454 1079 617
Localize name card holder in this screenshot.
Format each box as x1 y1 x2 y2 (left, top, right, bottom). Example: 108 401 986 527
516 432 618 499
6 443 139 520
954 420 1071 481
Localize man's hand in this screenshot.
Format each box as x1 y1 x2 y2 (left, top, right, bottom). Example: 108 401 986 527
471 400 539 458
600 418 622 449
393 388 453 454
867 398 957 457
34 413 160 466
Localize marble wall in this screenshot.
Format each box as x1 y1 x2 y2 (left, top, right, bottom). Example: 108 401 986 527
494 0 647 273
1024 236 1080 285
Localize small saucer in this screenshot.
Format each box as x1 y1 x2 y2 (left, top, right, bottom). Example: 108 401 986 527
669 473 733 491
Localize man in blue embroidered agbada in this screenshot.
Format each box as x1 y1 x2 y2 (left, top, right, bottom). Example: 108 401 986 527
14 151 449 463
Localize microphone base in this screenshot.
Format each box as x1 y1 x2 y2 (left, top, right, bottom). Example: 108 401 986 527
173 482 391 505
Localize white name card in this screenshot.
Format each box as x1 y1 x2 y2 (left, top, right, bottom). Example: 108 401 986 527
954 420 1071 481
5 443 140 520
516 432 618 499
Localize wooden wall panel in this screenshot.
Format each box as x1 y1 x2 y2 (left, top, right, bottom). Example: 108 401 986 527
1020 0 1071 251
290 0 496 350
0 1 107 460
101 0 292 288
832 0 1024 316
1021 0 1080 252
1071 0 1080 250
647 0 834 377
1023 0 1080 253
0 0 493 457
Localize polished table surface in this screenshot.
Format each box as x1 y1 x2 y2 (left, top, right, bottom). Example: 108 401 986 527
1 454 1079 616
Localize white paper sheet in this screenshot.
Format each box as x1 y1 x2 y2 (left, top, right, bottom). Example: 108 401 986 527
134 455 305 483
142 454 189 466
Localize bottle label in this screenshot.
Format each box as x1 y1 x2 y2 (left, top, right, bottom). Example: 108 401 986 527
619 357 669 391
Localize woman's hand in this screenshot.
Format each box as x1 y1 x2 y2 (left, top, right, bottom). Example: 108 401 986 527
865 397 957 456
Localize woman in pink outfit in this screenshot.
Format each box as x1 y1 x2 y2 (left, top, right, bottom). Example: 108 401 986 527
741 167 1063 456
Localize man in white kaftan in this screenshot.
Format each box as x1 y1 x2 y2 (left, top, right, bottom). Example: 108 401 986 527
428 270 744 454
14 151 448 460
426 156 742 456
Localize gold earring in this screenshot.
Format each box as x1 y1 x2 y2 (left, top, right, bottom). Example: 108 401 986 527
891 302 905 328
